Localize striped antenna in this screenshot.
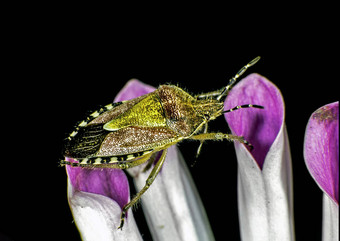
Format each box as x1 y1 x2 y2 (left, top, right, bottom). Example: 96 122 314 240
217 56 261 101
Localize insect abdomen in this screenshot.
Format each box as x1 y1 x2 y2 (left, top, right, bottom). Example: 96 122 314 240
62 149 154 167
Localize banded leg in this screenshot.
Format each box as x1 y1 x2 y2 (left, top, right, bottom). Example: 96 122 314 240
217 56 261 101
222 104 264 114
190 132 253 150
118 149 168 230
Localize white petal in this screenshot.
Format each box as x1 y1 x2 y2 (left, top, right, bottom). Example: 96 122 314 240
67 179 143 241
127 146 215 241
322 194 339 241
236 126 295 241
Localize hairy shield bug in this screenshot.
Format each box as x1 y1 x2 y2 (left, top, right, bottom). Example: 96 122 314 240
61 56 263 229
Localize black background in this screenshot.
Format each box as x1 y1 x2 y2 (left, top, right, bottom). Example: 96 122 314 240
1 6 338 241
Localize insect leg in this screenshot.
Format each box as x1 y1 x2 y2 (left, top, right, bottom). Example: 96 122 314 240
142 151 159 173
189 132 253 150
118 149 168 230
217 56 261 101
196 122 208 158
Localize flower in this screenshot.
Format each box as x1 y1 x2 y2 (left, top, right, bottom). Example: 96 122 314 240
304 102 339 205
66 159 143 241
65 79 214 241
304 101 339 241
224 73 295 241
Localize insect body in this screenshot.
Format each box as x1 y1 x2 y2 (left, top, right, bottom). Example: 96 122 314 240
61 56 263 229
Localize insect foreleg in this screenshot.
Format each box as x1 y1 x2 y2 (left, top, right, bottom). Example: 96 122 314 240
196 122 208 158
118 149 168 230
189 132 253 150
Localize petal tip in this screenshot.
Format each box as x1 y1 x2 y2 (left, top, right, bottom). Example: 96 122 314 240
114 79 156 102
312 101 339 124
304 101 339 204
225 73 285 169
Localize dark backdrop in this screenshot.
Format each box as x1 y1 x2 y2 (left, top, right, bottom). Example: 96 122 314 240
1 9 338 241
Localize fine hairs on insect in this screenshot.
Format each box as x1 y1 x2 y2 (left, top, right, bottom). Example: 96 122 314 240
62 56 263 229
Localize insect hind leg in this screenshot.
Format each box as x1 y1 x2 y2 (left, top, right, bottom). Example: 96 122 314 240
118 149 168 230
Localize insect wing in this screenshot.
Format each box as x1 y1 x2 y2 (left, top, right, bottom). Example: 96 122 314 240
64 123 109 158
95 126 180 157
63 91 182 164
64 94 152 157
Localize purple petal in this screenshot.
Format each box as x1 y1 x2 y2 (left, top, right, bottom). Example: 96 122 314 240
114 79 156 102
224 73 284 169
68 179 143 241
304 101 339 204
66 159 130 210
223 74 294 240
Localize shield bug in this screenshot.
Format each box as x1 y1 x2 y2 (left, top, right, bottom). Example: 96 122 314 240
61 56 264 229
